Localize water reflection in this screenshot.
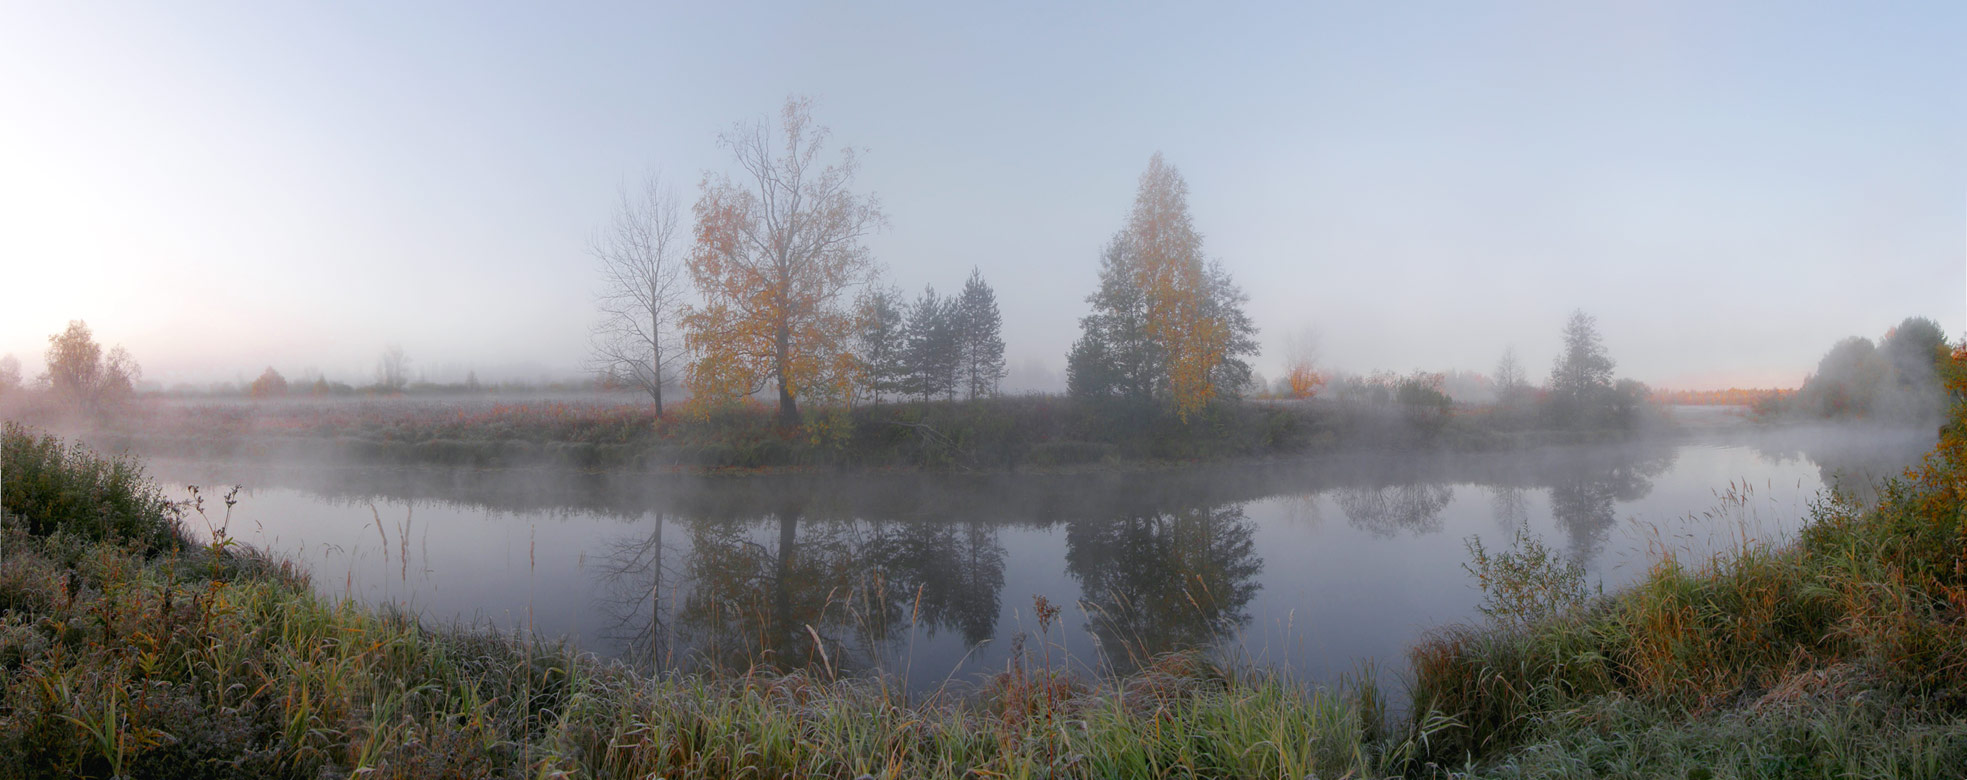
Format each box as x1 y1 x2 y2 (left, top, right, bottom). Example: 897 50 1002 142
865 519 1005 647
1546 446 1676 560
130 428 1933 692
591 513 674 668
1488 486 1529 532
588 499 1012 677
1066 503 1262 669
1333 483 1453 537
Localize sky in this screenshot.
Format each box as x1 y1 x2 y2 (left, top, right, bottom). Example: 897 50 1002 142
2 2 1961 391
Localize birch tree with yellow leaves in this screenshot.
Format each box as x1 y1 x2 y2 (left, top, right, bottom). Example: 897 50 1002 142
683 97 886 427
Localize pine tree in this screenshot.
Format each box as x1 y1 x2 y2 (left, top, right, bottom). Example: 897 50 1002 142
955 267 1007 399
1068 238 1158 401
904 286 961 402
853 285 909 403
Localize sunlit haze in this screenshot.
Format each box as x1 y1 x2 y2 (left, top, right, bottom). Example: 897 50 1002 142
3 2 1960 390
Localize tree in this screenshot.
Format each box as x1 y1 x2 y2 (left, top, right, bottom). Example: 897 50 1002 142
954 267 1006 399
249 367 289 399
684 97 886 427
589 173 690 415
1494 347 1527 405
42 321 140 412
1876 316 1949 420
1545 310 1615 427
1283 328 1324 399
375 344 410 393
1201 259 1259 400
852 284 909 403
903 286 959 402
0 354 20 396
1066 154 1255 419
1068 238 1157 401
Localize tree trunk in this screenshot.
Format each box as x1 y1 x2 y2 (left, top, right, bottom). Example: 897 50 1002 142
775 325 799 427
651 317 665 418
774 508 798 660
778 381 799 428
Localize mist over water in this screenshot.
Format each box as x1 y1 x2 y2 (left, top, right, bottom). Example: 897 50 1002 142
132 422 1933 699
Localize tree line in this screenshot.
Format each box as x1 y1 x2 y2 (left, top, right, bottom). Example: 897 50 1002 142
589 96 1249 427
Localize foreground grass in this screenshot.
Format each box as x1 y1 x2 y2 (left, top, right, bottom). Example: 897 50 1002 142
0 422 1426 779
1409 345 1967 777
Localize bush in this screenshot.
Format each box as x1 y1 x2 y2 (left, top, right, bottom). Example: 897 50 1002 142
1 422 179 553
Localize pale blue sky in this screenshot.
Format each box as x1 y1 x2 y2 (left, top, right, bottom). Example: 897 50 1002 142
2 2 1960 390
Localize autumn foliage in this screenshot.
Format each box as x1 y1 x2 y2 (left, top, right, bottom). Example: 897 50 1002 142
1285 362 1325 399
1067 154 1256 421
683 97 884 427
1649 387 1794 406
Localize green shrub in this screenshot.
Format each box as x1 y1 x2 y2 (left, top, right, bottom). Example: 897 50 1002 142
1 423 179 553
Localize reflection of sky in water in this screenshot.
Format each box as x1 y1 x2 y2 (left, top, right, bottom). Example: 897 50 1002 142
150 429 1932 698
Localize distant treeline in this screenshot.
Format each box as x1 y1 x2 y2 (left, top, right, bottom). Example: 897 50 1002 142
1756 316 1953 424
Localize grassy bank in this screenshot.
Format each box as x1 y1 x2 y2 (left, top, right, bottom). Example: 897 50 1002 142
0 422 1430 778
1406 344 1967 777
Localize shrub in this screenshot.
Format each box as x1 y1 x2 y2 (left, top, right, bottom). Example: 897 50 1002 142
1 422 179 553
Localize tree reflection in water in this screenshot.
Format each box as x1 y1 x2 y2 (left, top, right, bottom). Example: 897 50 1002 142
678 504 877 673
864 520 1006 647
592 511 676 670
1065 502 1262 671
1489 486 1529 532
1333 483 1453 537
590 498 1010 678
1546 447 1675 562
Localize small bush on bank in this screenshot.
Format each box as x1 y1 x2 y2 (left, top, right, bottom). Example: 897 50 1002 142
1 421 180 554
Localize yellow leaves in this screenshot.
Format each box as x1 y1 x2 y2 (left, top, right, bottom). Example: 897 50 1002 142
1127 154 1230 422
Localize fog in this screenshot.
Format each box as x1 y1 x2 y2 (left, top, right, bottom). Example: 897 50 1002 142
3 3 1961 391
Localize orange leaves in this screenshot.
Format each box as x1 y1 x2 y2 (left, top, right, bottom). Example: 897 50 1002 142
1286 362 1325 399
1650 387 1795 406
682 97 883 426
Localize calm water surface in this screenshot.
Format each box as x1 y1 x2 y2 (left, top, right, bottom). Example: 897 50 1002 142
135 424 1932 696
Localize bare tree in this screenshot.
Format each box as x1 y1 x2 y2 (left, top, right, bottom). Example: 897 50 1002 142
589 173 689 415
376 344 410 393
1494 346 1527 405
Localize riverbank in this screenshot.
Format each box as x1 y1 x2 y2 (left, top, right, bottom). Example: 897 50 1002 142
52 393 1695 474
3 339 1963 777
1405 345 1967 775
